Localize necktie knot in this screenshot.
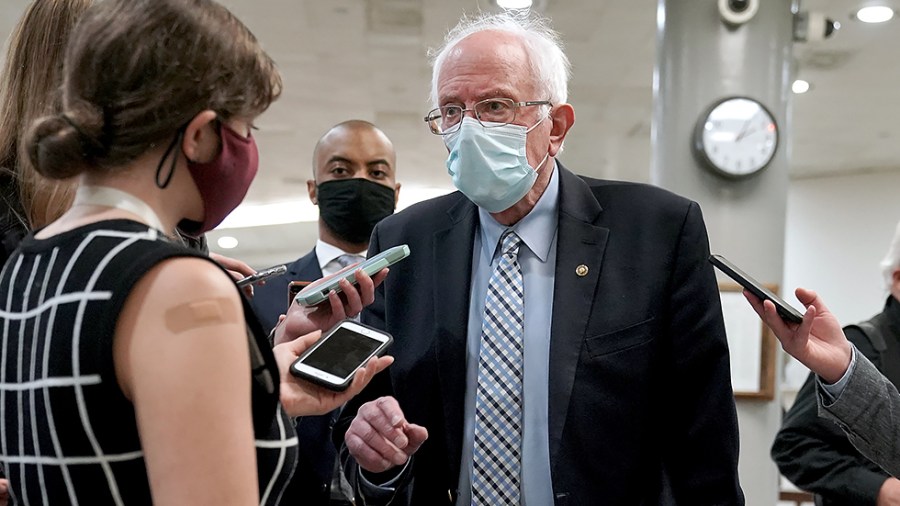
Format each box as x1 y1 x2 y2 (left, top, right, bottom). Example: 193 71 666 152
335 254 362 268
500 231 522 258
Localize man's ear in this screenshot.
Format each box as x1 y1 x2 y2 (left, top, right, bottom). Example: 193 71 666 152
181 110 219 163
307 179 318 205
548 104 575 158
393 182 402 207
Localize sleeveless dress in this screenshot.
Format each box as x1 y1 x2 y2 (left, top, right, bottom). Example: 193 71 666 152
0 219 298 505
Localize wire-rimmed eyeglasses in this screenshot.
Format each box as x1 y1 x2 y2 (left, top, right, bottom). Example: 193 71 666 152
424 98 552 135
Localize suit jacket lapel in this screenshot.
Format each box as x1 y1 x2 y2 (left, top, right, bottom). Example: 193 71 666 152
432 195 477 480
289 248 323 280
548 166 609 469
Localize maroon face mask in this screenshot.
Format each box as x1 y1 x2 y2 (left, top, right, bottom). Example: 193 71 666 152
176 122 259 236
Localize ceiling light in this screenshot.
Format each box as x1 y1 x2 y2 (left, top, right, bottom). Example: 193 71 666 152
497 0 533 8
855 5 894 23
217 236 239 249
792 79 811 94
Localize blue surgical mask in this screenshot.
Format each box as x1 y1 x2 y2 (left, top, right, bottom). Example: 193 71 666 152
444 116 549 213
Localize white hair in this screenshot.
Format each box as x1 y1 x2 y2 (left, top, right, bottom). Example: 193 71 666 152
881 220 900 291
428 11 571 109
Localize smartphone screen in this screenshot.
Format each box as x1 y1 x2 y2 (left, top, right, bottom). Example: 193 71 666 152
709 254 804 324
298 326 386 379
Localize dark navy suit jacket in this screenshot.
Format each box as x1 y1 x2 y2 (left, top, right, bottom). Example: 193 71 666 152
336 165 745 505
251 249 338 506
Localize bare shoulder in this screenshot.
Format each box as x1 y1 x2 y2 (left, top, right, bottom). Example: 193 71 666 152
118 255 244 341
115 256 247 399
138 256 238 300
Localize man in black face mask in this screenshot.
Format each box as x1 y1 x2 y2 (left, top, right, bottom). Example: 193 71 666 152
308 121 400 254
250 119 399 506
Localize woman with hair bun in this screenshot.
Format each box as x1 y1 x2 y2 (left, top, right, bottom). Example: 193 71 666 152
0 0 391 504
0 0 261 296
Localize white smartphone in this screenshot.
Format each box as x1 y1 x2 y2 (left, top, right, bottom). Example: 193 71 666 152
289 320 393 391
293 244 410 306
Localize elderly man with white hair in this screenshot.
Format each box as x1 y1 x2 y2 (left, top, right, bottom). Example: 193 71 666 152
335 11 744 505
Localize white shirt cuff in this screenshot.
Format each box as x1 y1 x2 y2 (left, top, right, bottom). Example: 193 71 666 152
819 346 858 401
357 460 410 492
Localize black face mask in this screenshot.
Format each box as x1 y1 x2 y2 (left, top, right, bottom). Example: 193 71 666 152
316 178 396 244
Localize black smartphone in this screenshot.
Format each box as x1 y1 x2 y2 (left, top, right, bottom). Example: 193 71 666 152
236 264 287 287
708 254 804 324
290 320 393 392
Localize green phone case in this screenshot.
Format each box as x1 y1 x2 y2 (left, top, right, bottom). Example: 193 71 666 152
293 244 410 306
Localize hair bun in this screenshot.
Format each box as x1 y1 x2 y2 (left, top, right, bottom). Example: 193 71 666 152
27 97 105 180
26 114 93 180
65 99 105 140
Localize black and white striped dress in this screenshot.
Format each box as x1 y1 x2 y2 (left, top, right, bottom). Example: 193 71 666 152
0 220 298 505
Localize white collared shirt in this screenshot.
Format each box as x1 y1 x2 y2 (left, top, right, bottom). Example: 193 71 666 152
315 239 367 277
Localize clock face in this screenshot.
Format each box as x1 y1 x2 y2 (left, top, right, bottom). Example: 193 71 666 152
694 97 779 178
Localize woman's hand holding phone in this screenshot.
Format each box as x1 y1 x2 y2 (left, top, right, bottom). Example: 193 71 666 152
272 267 389 346
210 252 258 298
744 287 853 384
273 330 393 417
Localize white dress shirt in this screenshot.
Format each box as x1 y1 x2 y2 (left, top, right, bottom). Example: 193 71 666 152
315 239 366 277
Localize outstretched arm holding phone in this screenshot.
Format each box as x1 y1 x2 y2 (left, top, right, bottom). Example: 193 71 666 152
745 287 900 477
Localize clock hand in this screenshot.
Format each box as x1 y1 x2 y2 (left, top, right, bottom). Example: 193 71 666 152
735 116 755 142
736 127 756 141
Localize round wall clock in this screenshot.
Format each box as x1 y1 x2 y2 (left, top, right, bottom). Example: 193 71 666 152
692 96 779 179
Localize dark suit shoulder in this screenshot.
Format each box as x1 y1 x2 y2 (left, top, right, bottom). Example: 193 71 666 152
581 176 694 209
373 191 471 240
574 176 699 234
383 191 467 224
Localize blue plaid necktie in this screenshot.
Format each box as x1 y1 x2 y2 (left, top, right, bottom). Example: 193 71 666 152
473 231 524 506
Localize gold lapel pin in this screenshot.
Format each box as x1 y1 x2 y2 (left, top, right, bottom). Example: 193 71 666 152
576 264 589 277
